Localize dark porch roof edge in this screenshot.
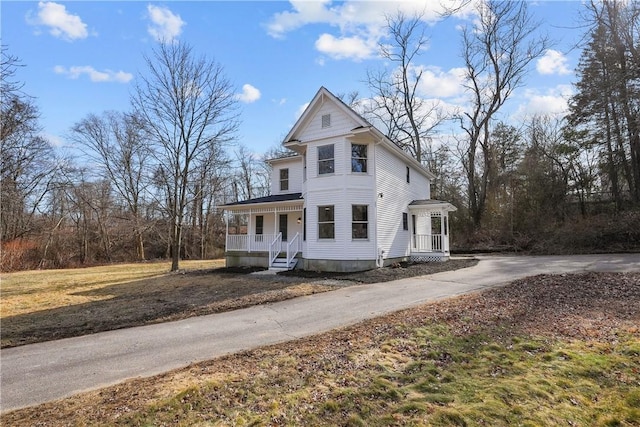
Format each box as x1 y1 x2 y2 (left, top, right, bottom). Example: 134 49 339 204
222 193 303 207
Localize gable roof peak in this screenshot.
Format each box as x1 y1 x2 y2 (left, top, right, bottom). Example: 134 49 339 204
283 86 369 145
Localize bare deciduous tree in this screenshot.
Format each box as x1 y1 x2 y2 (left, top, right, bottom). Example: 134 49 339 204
131 41 239 271
365 11 448 165
70 111 152 260
458 0 549 228
1 47 58 242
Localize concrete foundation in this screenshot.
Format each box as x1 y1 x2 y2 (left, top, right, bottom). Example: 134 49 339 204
226 252 442 272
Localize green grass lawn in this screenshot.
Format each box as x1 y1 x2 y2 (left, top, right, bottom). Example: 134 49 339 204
116 323 639 427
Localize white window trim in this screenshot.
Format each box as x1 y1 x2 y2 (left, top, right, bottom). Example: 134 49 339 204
317 144 335 176
318 205 335 240
351 204 369 240
279 168 289 191
351 143 368 174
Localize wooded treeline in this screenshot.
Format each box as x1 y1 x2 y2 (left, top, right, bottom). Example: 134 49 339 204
1 0 638 271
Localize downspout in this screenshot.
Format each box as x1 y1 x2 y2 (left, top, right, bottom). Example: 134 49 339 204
372 136 385 268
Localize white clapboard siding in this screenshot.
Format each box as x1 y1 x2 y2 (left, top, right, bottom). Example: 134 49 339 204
297 100 360 144
305 136 345 183
375 143 431 259
270 156 303 195
304 188 376 261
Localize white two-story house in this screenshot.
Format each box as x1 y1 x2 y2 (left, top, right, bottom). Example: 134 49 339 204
222 87 456 272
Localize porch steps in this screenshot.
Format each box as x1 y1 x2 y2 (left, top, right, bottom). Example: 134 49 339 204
269 257 298 271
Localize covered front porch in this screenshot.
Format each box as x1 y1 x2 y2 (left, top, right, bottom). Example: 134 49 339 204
223 194 304 270
408 200 457 262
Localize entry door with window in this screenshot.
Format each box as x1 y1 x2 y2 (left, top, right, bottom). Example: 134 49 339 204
279 214 288 241
411 214 417 249
255 215 264 243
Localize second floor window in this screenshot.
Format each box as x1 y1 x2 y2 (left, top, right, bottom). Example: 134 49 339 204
351 144 367 173
280 168 289 191
318 205 335 239
318 144 334 175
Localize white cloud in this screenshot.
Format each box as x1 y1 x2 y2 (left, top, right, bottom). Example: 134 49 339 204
237 84 261 103
146 5 185 42
415 66 467 98
54 65 133 83
315 33 376 61
28 1 89 41
266 0 336 38
515 85 573 118
266 0 458 62
41 132 64 148
295 102 310 119
536 49 571 75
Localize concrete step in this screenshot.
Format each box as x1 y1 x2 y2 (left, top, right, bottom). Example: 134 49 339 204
269 258 298 271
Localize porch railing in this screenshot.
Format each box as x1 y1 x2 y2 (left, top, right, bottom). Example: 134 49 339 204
287 232 301 265
412 234 443 252
269 233 282 265
226 234 277 252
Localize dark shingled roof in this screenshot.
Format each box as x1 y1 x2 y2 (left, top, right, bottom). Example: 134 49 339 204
222 193 303 207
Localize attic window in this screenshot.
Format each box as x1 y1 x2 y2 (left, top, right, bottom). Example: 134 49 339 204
321 114 331 128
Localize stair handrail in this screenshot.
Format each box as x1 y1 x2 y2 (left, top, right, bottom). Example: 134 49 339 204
286 232 300 266
269 232 282 266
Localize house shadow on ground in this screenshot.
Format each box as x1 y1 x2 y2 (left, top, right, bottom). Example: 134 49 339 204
2 259 477 349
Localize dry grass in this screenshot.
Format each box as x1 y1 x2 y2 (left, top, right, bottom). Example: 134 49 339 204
0 260 336 348
1 260 223 317
0 259 477 348
2 272 638 426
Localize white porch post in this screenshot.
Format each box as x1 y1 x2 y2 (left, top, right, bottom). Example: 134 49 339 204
444 212 450 254
225 210 229 253
274 207 278 236
248 209 252 253
440 209 445 254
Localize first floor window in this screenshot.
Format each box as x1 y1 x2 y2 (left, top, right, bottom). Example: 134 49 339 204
352 205 368 239
318 205 335 239
402 212 408 231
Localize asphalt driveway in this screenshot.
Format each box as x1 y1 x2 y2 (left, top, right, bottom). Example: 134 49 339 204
1 253 639 412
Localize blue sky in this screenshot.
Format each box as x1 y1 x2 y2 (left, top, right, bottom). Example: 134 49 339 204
2 1 586 156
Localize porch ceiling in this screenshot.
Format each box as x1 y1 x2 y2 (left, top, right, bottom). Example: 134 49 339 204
409 199 457 212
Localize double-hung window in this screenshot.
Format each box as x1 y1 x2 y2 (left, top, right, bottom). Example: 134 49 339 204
280 168 289 191
318 205 335 239
351 144 367 173
318 144 335 175
352 205 368 239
